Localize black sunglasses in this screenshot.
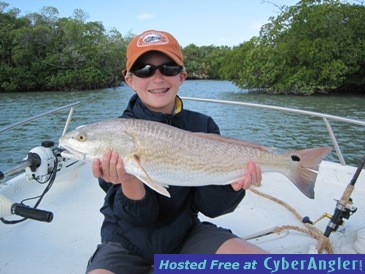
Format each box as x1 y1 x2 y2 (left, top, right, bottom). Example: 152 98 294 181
130 64 184 78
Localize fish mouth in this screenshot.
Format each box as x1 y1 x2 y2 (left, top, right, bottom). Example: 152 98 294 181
148 88 169 94
59 144 86 160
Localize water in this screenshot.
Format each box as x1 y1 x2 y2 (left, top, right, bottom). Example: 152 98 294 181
0 80 364 176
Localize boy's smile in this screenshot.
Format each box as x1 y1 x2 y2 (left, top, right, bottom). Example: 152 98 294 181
148 87 169 94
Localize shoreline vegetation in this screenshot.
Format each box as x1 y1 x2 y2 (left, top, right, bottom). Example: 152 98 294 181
0 0 364 95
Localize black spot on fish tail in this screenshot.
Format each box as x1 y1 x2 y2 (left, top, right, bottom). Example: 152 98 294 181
291 155 301 162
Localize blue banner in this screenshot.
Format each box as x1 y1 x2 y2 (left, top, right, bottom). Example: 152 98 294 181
154 254 364 274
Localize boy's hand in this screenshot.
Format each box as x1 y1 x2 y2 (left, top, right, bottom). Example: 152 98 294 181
231 161 262 191
92 151 134 184
92 151 146 200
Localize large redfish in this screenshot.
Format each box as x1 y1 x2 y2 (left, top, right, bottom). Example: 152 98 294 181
59 118 331 199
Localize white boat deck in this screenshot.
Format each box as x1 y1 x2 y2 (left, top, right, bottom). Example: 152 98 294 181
1 98 364 273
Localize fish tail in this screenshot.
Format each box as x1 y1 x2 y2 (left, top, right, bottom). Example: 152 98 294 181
284 147 332 199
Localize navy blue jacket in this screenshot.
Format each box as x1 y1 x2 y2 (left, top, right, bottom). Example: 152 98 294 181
99 94 245 263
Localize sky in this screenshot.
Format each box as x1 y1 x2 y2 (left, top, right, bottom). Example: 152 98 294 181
5 0 300 47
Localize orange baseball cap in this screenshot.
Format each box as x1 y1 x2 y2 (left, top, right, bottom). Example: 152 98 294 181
123 30 184 76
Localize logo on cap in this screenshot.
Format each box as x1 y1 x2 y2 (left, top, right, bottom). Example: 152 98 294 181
137 31 169 47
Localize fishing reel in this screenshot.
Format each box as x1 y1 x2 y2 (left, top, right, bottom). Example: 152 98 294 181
302 198 357 231
303 153 364 238
24 141 57 183
323 198 358 236
0 141 58 224
0 141 57 182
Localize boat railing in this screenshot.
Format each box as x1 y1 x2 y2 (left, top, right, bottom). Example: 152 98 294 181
0 102 80 138
181 97 365 166
1 98 364 166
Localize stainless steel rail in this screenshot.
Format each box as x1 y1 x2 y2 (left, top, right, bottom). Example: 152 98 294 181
181 97 365 166
0 102 80 136
1 97 363 166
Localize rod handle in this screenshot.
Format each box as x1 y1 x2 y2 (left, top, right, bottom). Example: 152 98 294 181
11 203 53 223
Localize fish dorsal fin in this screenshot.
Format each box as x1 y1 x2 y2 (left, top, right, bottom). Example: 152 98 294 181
192 132 271 152
132 155 171 198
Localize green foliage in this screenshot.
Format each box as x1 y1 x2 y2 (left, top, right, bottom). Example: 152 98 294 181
1 1 364 94
183 44 230 79
0 2 130 92
229 0 365 94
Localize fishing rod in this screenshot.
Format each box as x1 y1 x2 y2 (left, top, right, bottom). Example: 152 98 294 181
323 153 365 238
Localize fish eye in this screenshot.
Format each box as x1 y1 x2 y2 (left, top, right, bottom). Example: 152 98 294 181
77 133 87 142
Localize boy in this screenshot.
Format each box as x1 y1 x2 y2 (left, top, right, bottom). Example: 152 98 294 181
87 30 267 274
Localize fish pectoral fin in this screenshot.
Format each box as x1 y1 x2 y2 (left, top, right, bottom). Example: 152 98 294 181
132 155 171 198
135 175 171 198
192 132 271 152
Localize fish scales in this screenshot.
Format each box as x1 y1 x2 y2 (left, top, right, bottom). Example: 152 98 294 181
132 122 285 174
128 122 236 181
129 121 262 174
